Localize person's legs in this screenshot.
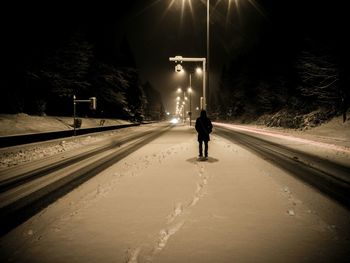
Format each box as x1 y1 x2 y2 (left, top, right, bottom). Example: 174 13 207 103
204 141 208 157
199 141 203 157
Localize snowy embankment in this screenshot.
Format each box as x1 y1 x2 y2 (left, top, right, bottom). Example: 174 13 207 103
0 113 131 136
214 119 350 168
218 115 350 147
0 114 133 168
0 123 349 263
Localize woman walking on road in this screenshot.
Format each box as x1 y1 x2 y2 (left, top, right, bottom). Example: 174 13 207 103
195 110 213 160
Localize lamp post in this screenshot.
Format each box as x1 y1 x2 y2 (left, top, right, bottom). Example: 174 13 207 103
175 99 180 119
177 87 188 124
188 84 192 126
170 1 238 110
207 0 210 111
170 56 206 110
182 101 186 123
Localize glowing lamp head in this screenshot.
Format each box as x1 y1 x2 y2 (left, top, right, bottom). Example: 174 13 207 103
196 67 202 74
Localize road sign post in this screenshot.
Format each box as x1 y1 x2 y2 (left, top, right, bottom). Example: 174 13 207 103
73 96 97 136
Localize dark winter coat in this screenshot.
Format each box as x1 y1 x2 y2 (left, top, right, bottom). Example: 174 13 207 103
195 110 213 142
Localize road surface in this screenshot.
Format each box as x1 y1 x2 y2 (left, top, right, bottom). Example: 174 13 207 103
0 123 349 263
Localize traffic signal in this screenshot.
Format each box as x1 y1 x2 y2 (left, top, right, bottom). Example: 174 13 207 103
90 97 97 110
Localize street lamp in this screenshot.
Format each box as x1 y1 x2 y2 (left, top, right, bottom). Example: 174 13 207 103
170 56 206 110
177 87 188 123
182 101 186 122
169 1 240 111
187 86 192 126
192 66 205 110
207 0 210 110
173 64 204 124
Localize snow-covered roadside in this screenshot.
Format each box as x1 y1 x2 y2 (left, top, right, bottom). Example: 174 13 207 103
0 113 137 168
1 114 348 168
0 136 98 169
0 124 349 263
0 125 150 169
0 114 131 136
219 115 350 148
214 120 350 169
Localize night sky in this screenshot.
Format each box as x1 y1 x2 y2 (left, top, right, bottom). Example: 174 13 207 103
123 0 269 111
3 0 348 112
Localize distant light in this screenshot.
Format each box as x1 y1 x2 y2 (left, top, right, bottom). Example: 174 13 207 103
166 112 170 115
196 67 202 74
187 87 192 93
170 117 178 124
177 87 182 93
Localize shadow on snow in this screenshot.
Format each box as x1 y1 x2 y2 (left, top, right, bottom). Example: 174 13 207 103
186 157 219 163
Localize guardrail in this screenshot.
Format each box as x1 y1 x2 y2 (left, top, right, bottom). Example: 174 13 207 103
0 123 140 148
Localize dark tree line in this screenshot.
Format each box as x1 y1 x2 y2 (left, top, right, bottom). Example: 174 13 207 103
1 2 164 122
143 81 165 121
211 0 349 127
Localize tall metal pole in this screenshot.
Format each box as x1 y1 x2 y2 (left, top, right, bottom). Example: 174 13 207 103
203 59 206 110
73 95 76 136
183 99 185 124
189 74 192 126
206 0 209 111
183 91 186 124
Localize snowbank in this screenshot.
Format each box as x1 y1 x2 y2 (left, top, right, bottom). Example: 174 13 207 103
0 114 132 136
219 115 350 148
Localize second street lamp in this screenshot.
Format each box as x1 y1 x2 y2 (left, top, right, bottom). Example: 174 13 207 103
177 87 187 124
170 56 206 110
188 86 192 126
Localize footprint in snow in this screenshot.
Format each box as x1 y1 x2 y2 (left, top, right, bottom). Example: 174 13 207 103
287 209 295 216
189 196 200 207
126 247 141 263
203 178 208 185
196 183 203 194
167 203 183 223
155 221 184 253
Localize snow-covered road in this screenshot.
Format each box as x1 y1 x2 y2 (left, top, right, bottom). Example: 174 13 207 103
0 124 349 262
